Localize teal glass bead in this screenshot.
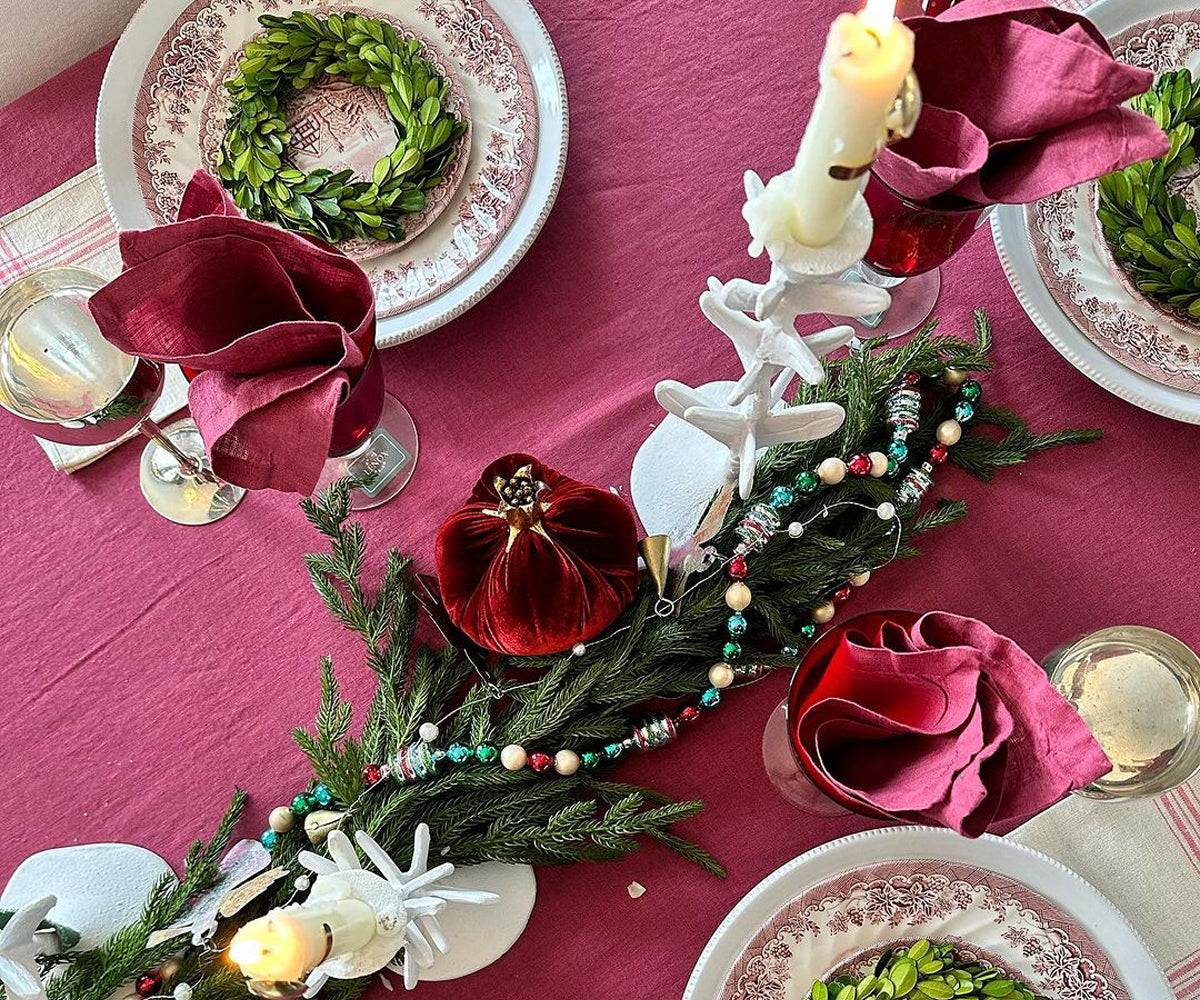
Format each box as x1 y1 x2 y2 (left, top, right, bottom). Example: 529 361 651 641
800 623 817 640
311 783 333 807
582 751 601 768
722 640 742 661
447 743 472 763
769 486 795 509
260 830 278 850
782 645 799 656
794 470 820 493
727 612 748 637
954 400 975 422
604 742 623 760
474 744 498 763
700 687 721 708
886 457 899 476
887 438 908 462
960 379 981 401
290 793 313 817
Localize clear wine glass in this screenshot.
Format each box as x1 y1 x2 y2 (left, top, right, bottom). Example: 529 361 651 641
0 266 244 524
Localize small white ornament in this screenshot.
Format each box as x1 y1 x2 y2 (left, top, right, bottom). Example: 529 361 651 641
936 419 962 445
499 745 527 772
417 722 440 743
298 825 498 994
0 895 55 1000
868 451 889 477
268 807 295 834
876 502 896 520
708 663 735 689
848 570 871 587
553 751 581 776
173 984 193 1000
787 521 805 539
295 875 311 892
571 643 587 657
817 457 847 485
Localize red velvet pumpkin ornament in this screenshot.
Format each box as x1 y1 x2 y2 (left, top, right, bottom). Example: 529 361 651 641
435 454 639 656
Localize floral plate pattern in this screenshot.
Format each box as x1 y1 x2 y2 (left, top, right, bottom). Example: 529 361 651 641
98 0 567 345
1024 9 1200 394
721 859 1127 1000
683 828 1171 1000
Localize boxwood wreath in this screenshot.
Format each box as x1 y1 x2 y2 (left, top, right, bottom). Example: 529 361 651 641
36 316 1102 1000
216 10 469 243
1097 68 1200 317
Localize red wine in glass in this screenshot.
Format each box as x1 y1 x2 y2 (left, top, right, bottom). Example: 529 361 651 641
832 170 991 341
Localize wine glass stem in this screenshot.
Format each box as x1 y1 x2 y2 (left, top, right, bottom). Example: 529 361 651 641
139 418 216 484
855 261 907 289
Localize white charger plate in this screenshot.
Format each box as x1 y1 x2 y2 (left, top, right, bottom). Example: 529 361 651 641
683 827 1170 1000
992 0 1200 422
96 0 567 348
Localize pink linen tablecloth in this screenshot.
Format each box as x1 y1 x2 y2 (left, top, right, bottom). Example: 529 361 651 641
0 2 1197 998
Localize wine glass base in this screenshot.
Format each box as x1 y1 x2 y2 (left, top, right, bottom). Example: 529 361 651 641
828 267 941 343
761 700 851 816
139 418 245 525
315 392 418 510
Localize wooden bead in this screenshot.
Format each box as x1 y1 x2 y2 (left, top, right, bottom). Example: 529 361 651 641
554 750 581 775
500 744 528 771
868 451 888 477
848 570 871 587
936 419 962 445
812 601 836 624
268 806 295 833
943 367 968 387
817 457 847 484
708 662 735 689
724 581 752 611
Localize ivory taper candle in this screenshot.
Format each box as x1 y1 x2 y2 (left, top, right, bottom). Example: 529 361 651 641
791 0 915 246
229 897 376 984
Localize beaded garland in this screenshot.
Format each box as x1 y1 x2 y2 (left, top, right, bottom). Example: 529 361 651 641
257 371 982 845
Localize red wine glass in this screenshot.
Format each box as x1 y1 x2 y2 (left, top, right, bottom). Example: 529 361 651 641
832 169 992 341
181 324 417 511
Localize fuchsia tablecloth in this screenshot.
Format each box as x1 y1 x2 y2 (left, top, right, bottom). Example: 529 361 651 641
1 3 1198 997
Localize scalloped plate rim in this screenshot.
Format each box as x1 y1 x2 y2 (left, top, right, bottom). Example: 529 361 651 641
681 826 1170 1000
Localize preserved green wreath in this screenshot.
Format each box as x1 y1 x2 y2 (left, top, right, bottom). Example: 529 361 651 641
216 10 469 244
1097 68 1200 317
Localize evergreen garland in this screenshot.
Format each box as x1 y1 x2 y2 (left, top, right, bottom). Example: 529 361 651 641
21 312 1101 1000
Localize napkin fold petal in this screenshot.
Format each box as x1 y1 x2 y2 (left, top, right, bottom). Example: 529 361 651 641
788 610 1110 836
875 0 1167 207
89 170 378 495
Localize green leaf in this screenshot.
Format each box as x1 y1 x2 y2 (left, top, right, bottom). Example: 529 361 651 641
419 95 441 124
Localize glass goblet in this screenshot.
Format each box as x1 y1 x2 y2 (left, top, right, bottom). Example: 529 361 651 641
831 169 992 341
0 266 244 524
1044 626 1200 800
181 334 418 511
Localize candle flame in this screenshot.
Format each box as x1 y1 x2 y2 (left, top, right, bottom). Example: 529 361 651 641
860 0 896 36
230 939 269 966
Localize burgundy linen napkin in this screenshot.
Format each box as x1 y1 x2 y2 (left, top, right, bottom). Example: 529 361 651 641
874 0 1168 207
788 610 1110 836
88 171 375 494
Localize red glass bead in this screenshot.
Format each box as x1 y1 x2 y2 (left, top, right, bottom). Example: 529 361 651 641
362 763 383 786
135 972 163 998
903 372 922 386
677 706 701 724
833 586 852 603
847 453 872 476
529 751 553 773
929 442 948 465
728 554 748 580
